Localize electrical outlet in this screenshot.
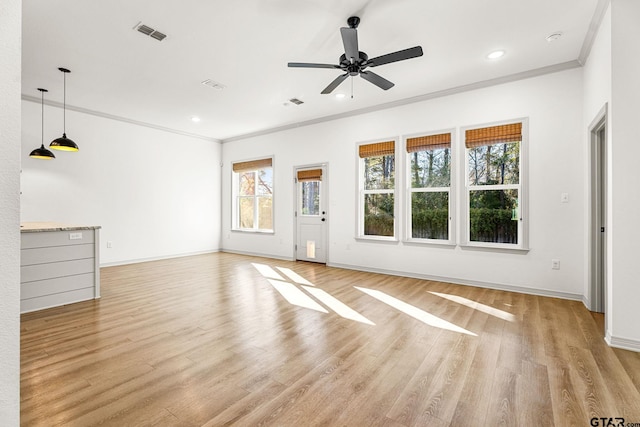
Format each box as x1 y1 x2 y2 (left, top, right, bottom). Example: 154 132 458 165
551 259 560 270
107 241 113 249
561 193 569 203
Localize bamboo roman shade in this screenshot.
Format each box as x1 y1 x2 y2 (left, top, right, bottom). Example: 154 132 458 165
297 169 322 182
232 158 272 173
406 133 451 153
358 141 395 158
465 123 522 149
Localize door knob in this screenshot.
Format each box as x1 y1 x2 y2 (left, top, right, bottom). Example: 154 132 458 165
321 218 326 222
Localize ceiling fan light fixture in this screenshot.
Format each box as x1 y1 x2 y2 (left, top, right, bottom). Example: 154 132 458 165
487 50 505 60
335 93 346 99
30 88 55 160
50 67 79 152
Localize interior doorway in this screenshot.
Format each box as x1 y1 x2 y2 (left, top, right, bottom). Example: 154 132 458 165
295 165 327 263
589 105 607 314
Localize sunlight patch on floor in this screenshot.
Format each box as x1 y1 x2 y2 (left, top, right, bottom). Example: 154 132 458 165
301 286 375 325
429 291 515 322
276 267 314 286
355 287 477 336
267 279 328 313
252 263 285 281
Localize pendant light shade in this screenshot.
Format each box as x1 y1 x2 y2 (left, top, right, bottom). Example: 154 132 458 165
30 88 56 160
50 67 79 152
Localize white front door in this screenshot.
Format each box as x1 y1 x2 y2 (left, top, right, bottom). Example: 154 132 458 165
296 166 327 263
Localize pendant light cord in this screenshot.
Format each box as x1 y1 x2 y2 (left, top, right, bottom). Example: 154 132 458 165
63 72 66 134
41 90 45 148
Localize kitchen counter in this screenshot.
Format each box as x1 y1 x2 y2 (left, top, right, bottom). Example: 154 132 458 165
20 222 101 313
20 221 101 232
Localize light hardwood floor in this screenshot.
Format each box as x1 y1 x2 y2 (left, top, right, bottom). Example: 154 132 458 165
21 252 640 426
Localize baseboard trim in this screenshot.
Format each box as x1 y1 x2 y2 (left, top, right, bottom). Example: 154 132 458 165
605 332 640 352
327 262 583 301
100 249 220 268
220 248 295 262
582 295 591 310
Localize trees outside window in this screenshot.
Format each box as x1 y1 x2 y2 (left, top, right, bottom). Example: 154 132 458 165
232 158 273 232
358 141 396 238
406 133 452 242
464 122 526 247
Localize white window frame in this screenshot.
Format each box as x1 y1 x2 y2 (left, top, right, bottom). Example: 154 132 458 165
231 156 274 233
460 118 529 251
403 129 456 246
356 138 399 242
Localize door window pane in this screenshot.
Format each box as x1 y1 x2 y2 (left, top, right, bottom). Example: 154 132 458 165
301 181 320 215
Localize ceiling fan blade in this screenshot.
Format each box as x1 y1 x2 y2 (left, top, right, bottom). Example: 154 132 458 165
340 27 359 62
360 71 394 90
368 46 423 67
321 73 349 94
288 62 341 69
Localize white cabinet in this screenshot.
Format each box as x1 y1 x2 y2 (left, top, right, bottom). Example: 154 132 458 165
20 224 100 313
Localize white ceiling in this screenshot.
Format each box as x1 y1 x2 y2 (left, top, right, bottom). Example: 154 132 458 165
22 0 601 141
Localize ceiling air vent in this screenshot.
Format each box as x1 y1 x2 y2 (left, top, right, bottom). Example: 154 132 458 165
201 79 226 90
289 98 304 105
134 22 167 41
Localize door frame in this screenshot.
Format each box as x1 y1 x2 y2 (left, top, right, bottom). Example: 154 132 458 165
588 103 608 315
293 162 329 263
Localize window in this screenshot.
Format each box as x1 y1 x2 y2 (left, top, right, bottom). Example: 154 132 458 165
463 121 527 248
358 140 396 239
232 158 273 232
406 132 453 243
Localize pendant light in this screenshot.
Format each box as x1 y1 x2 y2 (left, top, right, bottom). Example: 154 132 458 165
29 88 56 160
49 67 79 152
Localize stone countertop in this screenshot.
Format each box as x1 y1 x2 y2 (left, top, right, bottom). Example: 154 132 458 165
20 222 102 233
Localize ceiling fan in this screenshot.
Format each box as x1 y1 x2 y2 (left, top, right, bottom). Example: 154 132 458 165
288 16 423 94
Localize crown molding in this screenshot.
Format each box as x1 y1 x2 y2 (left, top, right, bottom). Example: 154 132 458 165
223 60 581 143
21 94 221 143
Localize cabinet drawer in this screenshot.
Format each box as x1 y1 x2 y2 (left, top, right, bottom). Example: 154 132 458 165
21 273 95 299
21 244 95 266
21 288 96 314
21 230 95 249
21 258 95 283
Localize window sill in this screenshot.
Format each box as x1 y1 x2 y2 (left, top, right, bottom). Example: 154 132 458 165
403 239 456 248
355 236 399 244
231 229 275 235
460 242 529 254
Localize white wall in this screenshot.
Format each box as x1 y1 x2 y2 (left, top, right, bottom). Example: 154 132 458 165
222 68 585 299
582 4 612 315
0 0 21 423
608 0 640 349
21 103 222 265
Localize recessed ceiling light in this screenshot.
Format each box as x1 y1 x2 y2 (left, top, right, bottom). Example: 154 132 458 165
191 116 201 122
487 50 505 60
546 32 563 43
335 93 346 99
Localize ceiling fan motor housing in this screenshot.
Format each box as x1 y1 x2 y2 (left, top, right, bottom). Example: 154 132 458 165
340 52 369 75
